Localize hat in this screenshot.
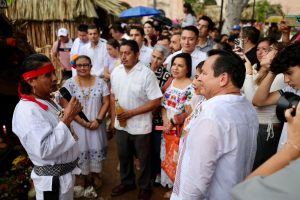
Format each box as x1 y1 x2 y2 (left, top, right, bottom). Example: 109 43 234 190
57 28 68 36
232 24 241 31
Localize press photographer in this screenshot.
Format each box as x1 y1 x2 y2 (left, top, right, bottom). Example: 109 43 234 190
232 100 300 199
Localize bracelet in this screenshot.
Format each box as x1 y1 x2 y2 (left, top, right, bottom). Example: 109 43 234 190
287 140 300 152
96 118 102 124
170 118 175 126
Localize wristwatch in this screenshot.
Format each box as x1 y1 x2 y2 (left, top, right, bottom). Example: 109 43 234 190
96 118 102 124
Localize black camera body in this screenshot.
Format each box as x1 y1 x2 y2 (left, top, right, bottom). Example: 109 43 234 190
276 92 300 122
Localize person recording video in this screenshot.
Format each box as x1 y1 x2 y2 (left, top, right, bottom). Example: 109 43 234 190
253 42 300 151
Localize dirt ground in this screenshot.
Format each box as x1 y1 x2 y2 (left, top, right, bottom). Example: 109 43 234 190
80 136 170 200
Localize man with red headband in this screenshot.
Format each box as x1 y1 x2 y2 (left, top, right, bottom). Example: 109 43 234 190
12 54 83 200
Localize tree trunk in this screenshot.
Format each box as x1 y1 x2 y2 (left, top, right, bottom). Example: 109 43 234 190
222 0 249 34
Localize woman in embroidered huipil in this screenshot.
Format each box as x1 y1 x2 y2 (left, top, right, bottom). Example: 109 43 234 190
160 53 194 196
62 55 110 197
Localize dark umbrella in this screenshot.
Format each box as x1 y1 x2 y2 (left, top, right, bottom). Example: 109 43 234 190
151 16 172 26
119 6 160 18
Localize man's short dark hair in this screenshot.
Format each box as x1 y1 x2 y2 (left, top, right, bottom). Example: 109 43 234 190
157 35 171 43
171 52 192 78
207 49 246 88
271 42 300 74
87 24 100 33
107 39 120 49
78 24 88 32
130 26 145 36
242 26 260 45
110 23 125 34
182 26 199 38
198 15 215 31
120 40 139 54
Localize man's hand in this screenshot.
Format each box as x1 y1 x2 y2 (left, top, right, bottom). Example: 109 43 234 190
62 97 83 127
116 110 134 121
285 103 300 147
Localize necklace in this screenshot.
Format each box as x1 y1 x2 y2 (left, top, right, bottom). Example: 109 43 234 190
45 99 65 119
77 76 93 100
81 87 91 101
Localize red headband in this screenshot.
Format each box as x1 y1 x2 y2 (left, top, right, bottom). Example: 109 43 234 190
22 64 55 80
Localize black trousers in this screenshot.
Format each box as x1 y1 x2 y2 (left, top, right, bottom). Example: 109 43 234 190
150 129 162 179
116 130 151 190
252 124 282 170
43 176 59 200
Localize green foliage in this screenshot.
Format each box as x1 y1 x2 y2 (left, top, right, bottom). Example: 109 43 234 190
204 0 217 5
256 0 270 22
255 0 284 22
6 0 14 6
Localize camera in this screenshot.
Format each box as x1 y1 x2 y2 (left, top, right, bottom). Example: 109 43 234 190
276 92 300 122
234 38 244 52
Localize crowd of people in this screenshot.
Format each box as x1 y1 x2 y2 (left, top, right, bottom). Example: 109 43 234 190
12 3 300 200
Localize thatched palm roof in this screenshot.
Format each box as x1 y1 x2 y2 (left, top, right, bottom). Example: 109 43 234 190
7 0 125 21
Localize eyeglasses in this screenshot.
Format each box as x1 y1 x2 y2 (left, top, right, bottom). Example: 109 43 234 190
263 47 274 54
76 64 91 69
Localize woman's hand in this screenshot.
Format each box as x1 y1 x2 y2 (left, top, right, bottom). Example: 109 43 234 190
163 117 173 133
88 120 100 130
244 55 253 75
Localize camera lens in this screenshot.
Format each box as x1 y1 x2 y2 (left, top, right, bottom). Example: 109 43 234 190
276 92 300 122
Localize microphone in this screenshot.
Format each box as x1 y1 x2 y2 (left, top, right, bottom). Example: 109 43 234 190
59 87 89 122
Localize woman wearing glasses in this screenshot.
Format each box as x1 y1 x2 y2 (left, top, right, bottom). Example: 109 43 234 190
243 39 285 170
62 55 110 198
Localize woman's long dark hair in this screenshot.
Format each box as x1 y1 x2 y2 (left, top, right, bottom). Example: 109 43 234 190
183 2 196 16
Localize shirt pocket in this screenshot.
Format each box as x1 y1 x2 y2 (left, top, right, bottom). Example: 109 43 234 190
130 81 144 98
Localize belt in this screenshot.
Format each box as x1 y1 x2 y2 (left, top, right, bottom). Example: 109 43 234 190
34 158 78 176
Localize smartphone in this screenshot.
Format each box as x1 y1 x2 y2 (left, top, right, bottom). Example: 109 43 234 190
234 38 244 52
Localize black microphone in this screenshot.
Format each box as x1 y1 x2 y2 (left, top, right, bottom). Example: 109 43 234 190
59 87 89 122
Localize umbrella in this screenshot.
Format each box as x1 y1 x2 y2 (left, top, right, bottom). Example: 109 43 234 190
119 6 160 18
151 16 172 26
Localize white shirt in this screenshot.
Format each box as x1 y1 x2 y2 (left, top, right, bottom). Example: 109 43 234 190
181 13 197 27
171 94 258 200
243 72 285 124
70 37 90 76
12 99 80 197
122 33 130 40
111 62 162 135
164 48 207 78
139 45 153 66
277 86 300 150
79 39 108 77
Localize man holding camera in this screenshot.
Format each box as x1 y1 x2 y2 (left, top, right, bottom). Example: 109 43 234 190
253 42 300 150
232 99 300 199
